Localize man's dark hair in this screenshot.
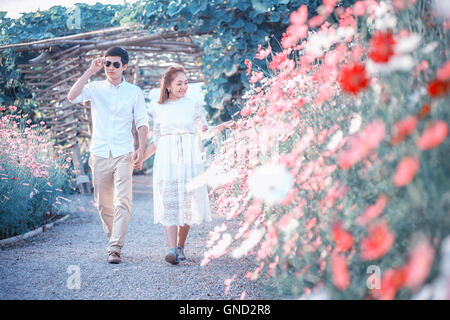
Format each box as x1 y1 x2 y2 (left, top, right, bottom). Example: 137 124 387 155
104 46 129 66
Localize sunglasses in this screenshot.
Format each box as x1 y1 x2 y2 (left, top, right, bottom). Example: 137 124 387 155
105 61 122 68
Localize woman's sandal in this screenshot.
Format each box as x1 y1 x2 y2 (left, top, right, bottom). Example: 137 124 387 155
165 248 179 265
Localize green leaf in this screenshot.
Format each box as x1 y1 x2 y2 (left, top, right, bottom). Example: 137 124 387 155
230 19 245 29
189 1 207 15
268 11 280 22
244 22 258 33
167 1 183 17
251 0 272 13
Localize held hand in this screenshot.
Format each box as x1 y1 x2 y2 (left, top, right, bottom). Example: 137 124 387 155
219 120 235 131
133 147 145 164
89 57 105 74
133 160 143 171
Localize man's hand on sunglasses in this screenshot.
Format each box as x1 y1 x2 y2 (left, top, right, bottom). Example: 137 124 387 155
88 57 105 75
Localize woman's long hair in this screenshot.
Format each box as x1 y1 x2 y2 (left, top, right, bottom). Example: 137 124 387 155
159 64 187 104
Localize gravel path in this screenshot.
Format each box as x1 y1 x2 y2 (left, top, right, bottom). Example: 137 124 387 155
0 174 272 300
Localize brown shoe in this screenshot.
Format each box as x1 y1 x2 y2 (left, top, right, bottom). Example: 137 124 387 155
107 251 121 264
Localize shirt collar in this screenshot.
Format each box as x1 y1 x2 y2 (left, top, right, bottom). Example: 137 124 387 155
106 77 127 89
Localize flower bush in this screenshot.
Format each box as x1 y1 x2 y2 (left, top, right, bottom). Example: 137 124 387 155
0 107 76 239
202 0 450 299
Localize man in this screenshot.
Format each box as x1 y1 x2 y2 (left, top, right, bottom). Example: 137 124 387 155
68 46 149 264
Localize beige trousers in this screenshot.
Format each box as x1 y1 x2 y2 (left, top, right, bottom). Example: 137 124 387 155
89 151 133 254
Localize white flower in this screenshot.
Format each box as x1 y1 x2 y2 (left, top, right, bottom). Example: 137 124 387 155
349 114 362 135
422 41 439 54
366 54 415 74
395 34 421 54
305 27 355 57
432 0 450 20
327 130 343 150
367 1 397 31
389 54 415 71
231 228 265 258
248 164 293 205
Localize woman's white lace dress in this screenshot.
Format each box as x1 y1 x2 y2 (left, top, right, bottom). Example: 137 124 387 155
150 97 212 226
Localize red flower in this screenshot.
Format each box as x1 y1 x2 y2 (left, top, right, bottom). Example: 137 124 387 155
369 31 396 63
338 63 369 95
390 115 418 145
393 156 420 187
332 222 354 252
360 220 395 261
331 253 350 290
372 267 408 300
416 121 448 150
416 103 430 120
427 79 449 98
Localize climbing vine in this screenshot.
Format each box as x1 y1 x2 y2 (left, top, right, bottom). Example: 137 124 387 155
0 0 357 121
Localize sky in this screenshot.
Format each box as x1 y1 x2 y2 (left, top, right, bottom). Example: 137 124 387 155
0 0 138 18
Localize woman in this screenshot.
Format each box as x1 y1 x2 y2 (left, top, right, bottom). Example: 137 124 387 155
135 64 232 265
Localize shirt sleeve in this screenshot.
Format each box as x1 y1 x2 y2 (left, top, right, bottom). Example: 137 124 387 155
193 100 209 135
148 103 160 146
68 81 94 104
133 89 150 131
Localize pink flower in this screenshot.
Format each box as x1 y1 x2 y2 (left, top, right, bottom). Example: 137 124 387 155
436 61 450 82
390 115 418 145
283 24 309 49
244 59 252 76
240 107 252 117
416 121 448 150
255 44 271 60
249 71 264 84
324 0 337 13
404 237 435 290
331 253 350 290
308 15 326 28
338 119 385 169
357 194 388 225
353 1 367 16
290 4 308 25
393 156 420 187
269 52 287 70
8 106 17 112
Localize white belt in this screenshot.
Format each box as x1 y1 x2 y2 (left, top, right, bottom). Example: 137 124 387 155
160 132 194 137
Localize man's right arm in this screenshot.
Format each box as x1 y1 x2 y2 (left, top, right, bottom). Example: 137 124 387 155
68 57 104 102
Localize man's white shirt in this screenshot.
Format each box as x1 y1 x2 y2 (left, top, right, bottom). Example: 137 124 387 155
68 79 149 158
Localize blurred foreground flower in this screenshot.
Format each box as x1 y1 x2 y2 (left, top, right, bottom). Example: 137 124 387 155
248 164 294 205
